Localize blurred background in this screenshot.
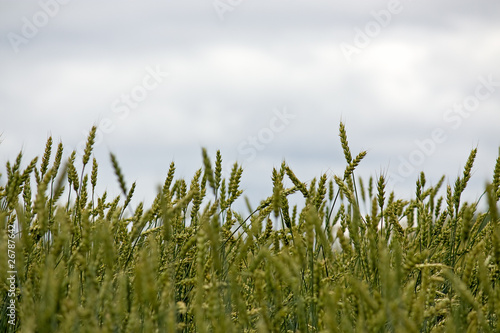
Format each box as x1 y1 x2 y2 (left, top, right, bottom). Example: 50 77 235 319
1 0 499 211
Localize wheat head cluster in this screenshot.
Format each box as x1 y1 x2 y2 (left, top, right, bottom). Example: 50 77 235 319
1 123 500 332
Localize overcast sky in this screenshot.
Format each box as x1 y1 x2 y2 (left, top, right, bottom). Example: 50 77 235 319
1 0 500 210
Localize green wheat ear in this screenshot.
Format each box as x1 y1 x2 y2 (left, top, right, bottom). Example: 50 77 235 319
339 122 352 163
162 161 176 195
271 166 284 219
285 165 308 197
492 149 500 200
82 125 97 167
66 151 79 192
228 162 243 202
91 157 98 190
214 149 222 191
202 147 216 194
51 142 64 178
110 152 127 196
39 136 52 178
343 150 367 179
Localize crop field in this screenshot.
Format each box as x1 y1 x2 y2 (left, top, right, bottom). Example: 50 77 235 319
1 123 500 332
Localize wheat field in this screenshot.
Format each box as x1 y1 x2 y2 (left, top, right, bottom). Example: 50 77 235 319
1 123 499 332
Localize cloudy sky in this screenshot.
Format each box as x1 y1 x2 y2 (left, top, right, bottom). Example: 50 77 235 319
1 0 500 210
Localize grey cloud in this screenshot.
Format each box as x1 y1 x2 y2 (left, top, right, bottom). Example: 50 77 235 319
1 0 499 208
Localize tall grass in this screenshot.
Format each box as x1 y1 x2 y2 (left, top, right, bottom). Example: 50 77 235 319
1 123 499 332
